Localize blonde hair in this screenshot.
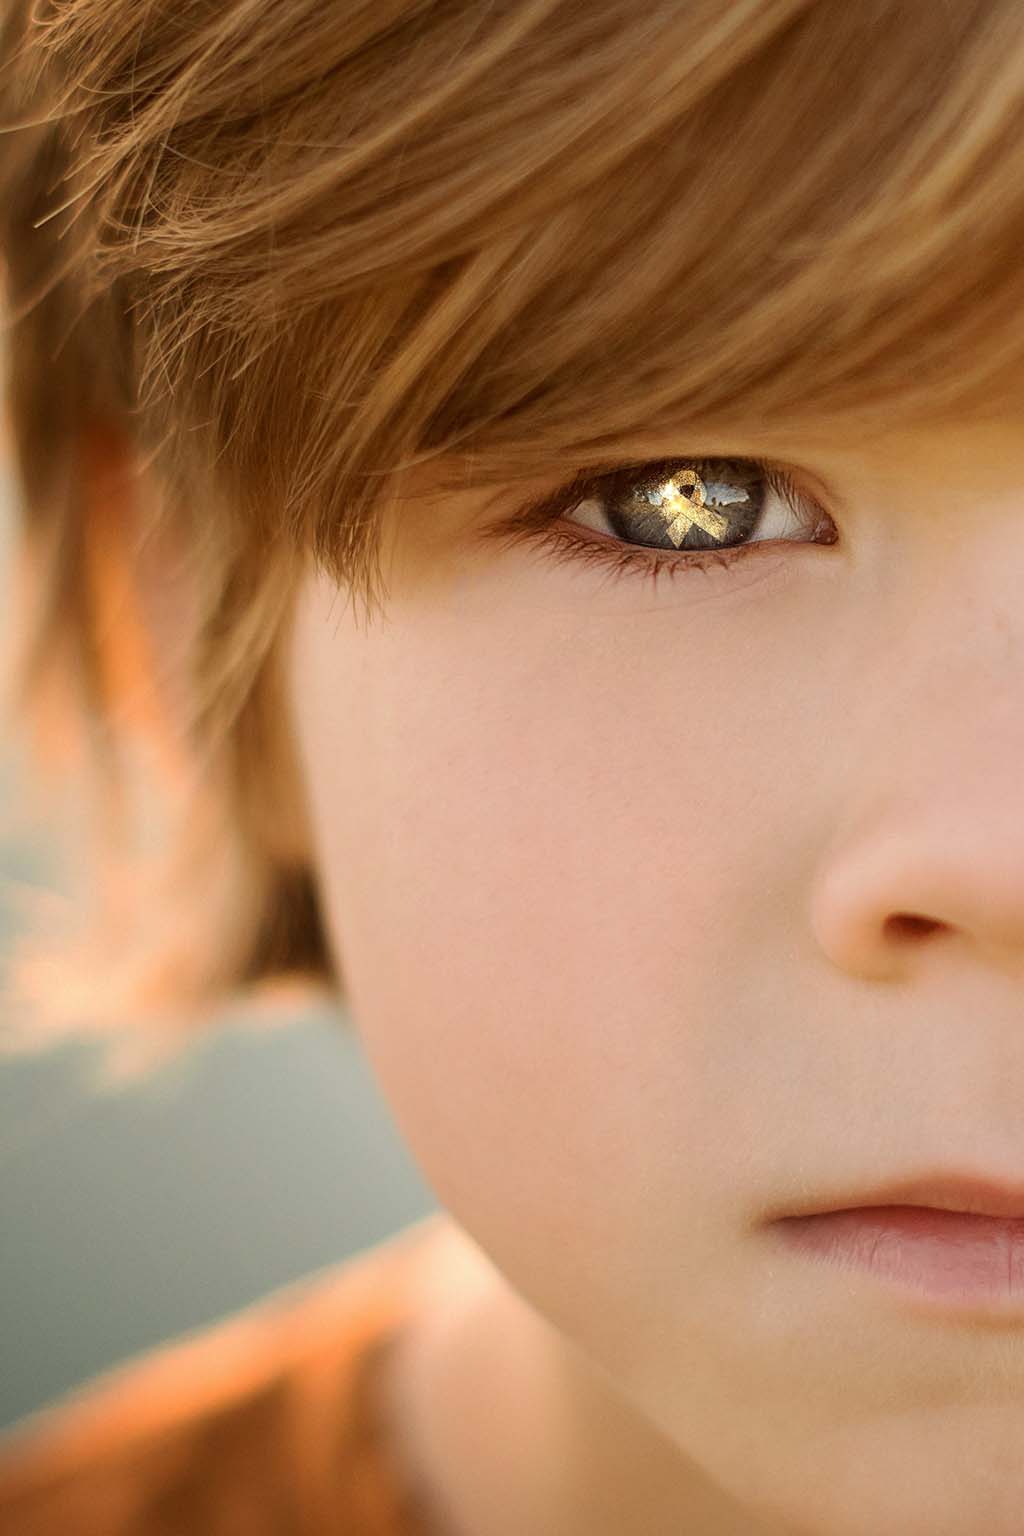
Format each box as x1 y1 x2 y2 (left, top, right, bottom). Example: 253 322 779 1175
2 0 1024 1073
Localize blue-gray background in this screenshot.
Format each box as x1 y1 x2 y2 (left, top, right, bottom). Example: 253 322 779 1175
0 456 438 1437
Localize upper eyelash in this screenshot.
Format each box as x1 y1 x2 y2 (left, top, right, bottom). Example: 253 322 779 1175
481 457 834 594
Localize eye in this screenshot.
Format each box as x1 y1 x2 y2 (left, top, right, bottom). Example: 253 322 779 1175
569 457 827 553
487 455 839 591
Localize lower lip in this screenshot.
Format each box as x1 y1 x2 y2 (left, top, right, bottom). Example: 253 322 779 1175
772 1207 1024 1310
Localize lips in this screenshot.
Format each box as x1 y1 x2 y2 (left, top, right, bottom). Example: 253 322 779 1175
764 1171 1024 1223
764 1171 1024 1310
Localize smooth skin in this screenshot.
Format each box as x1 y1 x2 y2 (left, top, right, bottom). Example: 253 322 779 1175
285 421 1024 1536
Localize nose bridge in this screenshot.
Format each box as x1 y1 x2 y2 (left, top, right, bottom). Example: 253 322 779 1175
810 568 1024 982
910 498 1024 666
905 604 1021 770
870 509 1024 753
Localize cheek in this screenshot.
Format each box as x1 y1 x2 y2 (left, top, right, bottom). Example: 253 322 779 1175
289 567 813 1380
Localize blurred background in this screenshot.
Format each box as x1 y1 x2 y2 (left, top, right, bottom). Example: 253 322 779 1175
0 438 438 1436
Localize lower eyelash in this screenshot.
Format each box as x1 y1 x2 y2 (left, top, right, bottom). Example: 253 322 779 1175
529 522 753 592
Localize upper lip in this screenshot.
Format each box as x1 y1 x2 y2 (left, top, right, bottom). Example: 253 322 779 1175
767 1172 1024 1222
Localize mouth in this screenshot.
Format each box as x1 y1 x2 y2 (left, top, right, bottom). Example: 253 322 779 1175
764 1172 1024 1314
766 1172 1024 1223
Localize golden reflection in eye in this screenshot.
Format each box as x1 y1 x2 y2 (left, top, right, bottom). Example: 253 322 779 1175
654 470 730 547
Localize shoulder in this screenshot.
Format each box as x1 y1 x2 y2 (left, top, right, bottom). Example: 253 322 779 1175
0 1213 450 1536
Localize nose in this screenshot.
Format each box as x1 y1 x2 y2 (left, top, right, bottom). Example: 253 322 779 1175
812 816 1024 982
810 632 1024 985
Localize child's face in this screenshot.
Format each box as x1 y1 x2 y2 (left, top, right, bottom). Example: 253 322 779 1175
288 417 1024 1531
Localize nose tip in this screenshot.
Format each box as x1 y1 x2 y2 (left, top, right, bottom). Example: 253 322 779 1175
811 823 1024 984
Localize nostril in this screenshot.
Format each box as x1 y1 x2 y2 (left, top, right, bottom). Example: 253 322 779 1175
884 913 943 942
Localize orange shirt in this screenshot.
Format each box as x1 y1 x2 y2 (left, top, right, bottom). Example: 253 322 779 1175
0 1213 448 1535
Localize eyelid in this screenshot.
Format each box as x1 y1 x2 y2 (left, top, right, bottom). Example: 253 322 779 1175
492 451 839 517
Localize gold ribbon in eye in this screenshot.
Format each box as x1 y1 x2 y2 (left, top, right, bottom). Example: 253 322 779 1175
658 470 729 547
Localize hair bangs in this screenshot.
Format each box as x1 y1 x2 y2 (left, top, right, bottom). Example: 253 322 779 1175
403 0 1024 503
